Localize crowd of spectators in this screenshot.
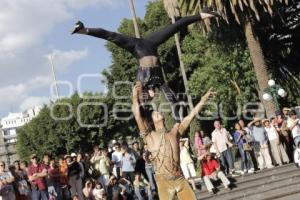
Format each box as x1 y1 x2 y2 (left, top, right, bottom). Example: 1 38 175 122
0 108 299 199
0 141 156 200
194 108 300 194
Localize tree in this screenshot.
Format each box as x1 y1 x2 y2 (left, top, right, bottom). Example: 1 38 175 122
17 93 108 160
177 0 290 117
182 26 258 129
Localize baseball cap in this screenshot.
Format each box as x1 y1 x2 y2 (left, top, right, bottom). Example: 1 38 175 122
71 153 77 157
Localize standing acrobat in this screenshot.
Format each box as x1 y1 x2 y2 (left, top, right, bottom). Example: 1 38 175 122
72 13 217 121
132 81 215 199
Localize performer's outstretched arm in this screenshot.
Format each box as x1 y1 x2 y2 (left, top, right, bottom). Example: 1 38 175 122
177 88 215 136
132 82 151 137
72 21 136 54
145 13 214 46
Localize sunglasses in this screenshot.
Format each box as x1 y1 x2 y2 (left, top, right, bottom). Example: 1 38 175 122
31 157 37 160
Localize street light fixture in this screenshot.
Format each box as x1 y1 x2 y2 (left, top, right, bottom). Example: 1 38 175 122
268 79 276 87
263 79 287 110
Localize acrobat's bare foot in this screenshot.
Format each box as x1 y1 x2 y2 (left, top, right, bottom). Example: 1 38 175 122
71 21 85 34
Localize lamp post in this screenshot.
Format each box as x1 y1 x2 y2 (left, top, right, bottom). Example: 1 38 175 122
262 79 287 111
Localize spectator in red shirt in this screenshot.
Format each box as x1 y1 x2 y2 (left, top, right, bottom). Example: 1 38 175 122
48 159 63 200
201 153 231 193
28 154 48 200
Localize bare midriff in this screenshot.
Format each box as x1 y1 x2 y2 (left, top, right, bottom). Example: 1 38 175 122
146 130 181 177
139 56 159 68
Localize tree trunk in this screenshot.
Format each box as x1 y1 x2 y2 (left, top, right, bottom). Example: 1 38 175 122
244 19 276 118
171 16 194 110
171 16 197 137
128 0 140 38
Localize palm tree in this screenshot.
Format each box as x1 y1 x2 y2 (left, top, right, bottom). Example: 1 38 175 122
176 0 290 118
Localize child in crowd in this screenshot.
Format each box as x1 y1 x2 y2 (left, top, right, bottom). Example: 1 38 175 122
93 182 107 200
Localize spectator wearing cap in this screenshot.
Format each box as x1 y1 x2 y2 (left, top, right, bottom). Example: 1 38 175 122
28 154 48 200
211 120 234 174
67 154 84 200
201 153 231 193
248 118 274 170
263 118 289 166
287 110 300 146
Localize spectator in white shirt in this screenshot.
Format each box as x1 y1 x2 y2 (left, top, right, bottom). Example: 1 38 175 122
111 143 123 179
248 118 273 170
294 141 300 168
120 144 136 183
287 110 300 146
211 120 234 174
179 138 197 190
263 118 289 166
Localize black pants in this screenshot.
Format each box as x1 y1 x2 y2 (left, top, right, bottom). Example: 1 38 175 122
122 171 135 183
137 67 181 122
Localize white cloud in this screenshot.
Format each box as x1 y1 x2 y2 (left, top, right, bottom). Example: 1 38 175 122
20 96 50 111
0 0 114 116
0 0 72 54
0 47 87 115
46 49 88 72
0 75 52 110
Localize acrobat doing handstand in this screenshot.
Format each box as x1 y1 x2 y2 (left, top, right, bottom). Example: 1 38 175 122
72 12 217 121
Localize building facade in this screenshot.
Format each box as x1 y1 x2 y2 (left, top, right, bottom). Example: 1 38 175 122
0 106 42 165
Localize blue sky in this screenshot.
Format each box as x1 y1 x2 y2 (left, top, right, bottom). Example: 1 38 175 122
0 0 148 117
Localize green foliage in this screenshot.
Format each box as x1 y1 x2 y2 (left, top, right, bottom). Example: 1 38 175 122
182 28 258 127
17 93 107 160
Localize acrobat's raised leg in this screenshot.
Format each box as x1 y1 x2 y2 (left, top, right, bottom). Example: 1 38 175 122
71 21 136 54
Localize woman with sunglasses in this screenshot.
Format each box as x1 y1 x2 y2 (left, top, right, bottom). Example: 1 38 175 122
0 161 16 200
